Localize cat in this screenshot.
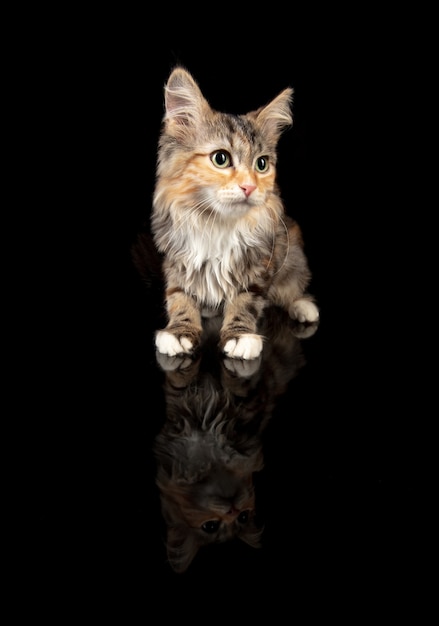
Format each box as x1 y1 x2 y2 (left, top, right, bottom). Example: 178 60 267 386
151 66 319 360
153 307 311 573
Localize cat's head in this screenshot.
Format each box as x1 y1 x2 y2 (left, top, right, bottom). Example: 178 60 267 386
153 65 293 224
154 428 264 573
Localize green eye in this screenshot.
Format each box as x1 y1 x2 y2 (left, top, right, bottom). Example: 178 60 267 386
255 156 269 173
211 150 232 168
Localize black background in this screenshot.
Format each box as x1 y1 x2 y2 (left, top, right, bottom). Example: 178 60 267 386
25 18 424 620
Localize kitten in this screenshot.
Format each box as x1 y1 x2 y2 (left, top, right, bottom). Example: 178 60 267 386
154 307 309 573
151 66 319 360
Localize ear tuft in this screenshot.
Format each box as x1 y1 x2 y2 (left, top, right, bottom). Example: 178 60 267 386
167 524 200 573
253 87 294 141
163 66 210 137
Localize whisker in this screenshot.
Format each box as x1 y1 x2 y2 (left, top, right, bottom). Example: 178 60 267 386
172 201 210 234
259 206 278 272
158 204 205 253
259 208 289 276
205 201 221 242
270 214 290 276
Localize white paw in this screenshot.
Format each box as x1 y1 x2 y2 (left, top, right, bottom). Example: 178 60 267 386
223 355 262 377
155 330 193 356
289 299 320 323
155 352 193 372
292 322 319 339
223 334 263 360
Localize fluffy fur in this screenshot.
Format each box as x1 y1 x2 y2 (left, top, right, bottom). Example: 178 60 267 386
154 308 312 573
151 66 319 359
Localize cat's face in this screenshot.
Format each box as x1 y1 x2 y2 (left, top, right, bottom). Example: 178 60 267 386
158 129 277 221
156 462 262 573
154 66 293 223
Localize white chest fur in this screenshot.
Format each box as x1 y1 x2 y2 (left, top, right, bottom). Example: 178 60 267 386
179 229 247 306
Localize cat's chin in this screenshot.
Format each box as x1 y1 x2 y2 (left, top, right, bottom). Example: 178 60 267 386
214 201 255 219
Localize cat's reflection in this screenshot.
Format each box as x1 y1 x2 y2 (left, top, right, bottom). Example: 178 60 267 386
153 306 318 573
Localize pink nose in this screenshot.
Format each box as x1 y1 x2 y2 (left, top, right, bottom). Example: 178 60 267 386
240 184 256 197
226 506 240 519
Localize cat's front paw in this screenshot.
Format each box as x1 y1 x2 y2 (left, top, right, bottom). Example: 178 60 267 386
155 351 194 372
291 321 320 339
223 334 263 360
223 355 262 377
289 299 320 324
155 330 194 357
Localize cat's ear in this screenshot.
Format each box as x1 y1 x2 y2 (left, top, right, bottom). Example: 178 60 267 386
239 521 264 550
251 87 294 143
163 66 210 139
166 524 201 573
238 527 264 549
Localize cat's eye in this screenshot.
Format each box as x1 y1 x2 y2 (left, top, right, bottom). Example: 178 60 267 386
210 150 232 169
237 511 250 524
255 156 269 173
201 520 220 534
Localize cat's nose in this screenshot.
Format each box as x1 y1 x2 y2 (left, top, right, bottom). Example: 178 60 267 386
240 184 256 197
226 505 240 517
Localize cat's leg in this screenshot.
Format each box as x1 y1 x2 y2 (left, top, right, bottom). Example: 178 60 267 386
268 266 319 324
270 288 319 324
156 289 202 356
269 220 320 324
220 293 266 360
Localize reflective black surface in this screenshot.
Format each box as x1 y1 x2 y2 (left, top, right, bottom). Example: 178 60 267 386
29 35 421 617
